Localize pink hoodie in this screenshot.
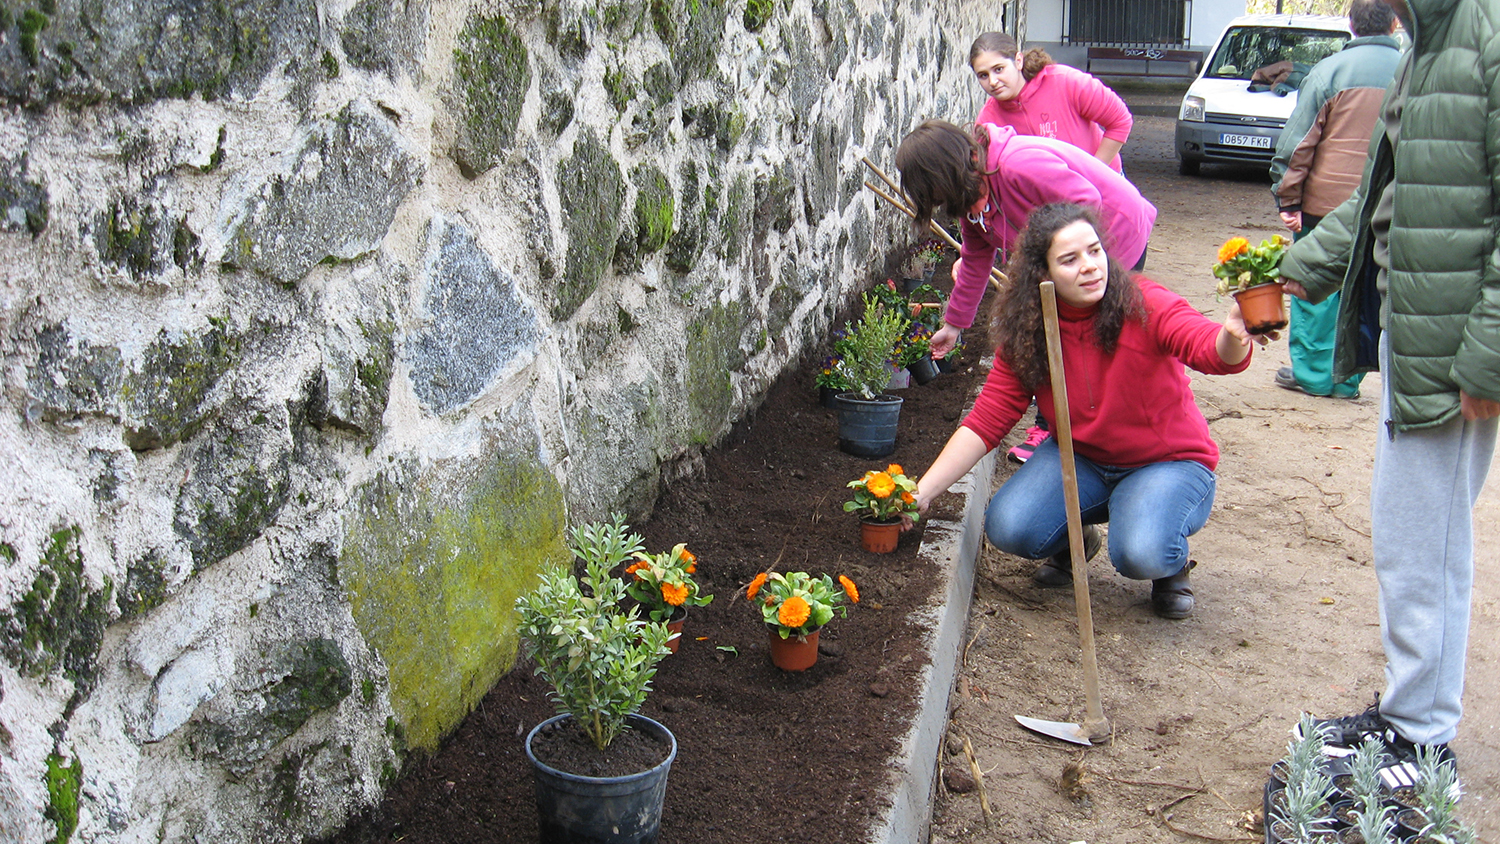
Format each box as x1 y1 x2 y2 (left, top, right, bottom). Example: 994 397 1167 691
975 63 1133 172
945 125 1157 331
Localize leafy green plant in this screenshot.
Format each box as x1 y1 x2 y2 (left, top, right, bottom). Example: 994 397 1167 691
1414 746 1464 840
834 294 908 399
1272 714 1336 839
907 283 947 332
745 570 858 639
516 516 672 751
623 542 714 622
1348 737 1387 809
1351 801 1397 844
844 463 920 524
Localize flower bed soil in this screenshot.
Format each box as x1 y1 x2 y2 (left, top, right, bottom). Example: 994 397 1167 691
328 283 994 844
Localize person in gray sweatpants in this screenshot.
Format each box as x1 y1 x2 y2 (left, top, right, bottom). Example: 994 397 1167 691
1277 0 1500 765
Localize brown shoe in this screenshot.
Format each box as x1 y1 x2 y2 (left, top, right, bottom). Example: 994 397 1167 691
1031 525 1102 587
1151 560 1196 619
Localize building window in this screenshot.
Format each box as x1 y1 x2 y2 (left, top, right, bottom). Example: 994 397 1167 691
1064 0 1190 46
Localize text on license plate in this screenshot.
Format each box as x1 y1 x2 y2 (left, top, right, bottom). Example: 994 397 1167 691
1220 133 1271 149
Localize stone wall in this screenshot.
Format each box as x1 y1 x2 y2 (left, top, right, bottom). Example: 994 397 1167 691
0 0 989 840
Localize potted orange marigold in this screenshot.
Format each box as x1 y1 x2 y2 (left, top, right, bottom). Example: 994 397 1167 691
1213 234 1290 335
745 571 858 671
844 464 920 553
623 542 713 653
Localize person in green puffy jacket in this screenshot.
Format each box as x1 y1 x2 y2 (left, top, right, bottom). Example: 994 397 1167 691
1278 0 1500 768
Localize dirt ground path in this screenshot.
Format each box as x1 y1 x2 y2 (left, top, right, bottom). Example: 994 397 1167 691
927 112 1500 843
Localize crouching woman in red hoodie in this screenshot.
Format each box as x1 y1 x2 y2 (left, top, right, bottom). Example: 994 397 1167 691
908 203 1264 619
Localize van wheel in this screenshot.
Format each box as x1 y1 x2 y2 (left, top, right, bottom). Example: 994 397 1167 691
1178 158 1201 176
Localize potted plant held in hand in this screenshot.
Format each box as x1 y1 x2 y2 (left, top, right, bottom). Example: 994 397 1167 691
1213 234 1290 335
845 464 920 553
623 543 713 654
515 516 676 844
833 293 909 457
745 570 859 671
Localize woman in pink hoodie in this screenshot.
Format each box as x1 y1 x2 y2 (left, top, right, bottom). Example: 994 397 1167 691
895 119 1157 365
970 32 1133 172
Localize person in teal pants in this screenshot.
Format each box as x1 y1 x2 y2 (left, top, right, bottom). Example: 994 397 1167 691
1268 0 1402 398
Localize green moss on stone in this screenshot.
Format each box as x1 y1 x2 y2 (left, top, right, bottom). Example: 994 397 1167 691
43 752 80 844
555 130 624 321
603 65 633 113
720 174 750 262
101 198 160 277
452 12 530 176
0 526 111 697
340 456 568 751
631 164 673 254
320 50 339 78
539 90 574 137
116 551 168 620
685 302 747 438
19 8 47 65
120 323 241 451
743 0 775 31
643 61 677 103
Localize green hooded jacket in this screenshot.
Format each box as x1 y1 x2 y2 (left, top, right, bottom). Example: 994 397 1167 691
1278 0 1500 432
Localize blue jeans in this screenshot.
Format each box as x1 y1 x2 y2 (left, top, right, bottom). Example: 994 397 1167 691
984 437 1216 581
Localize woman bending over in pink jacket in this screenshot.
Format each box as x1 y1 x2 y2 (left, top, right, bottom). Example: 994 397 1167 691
895 120 1157 364
971 32 1133 172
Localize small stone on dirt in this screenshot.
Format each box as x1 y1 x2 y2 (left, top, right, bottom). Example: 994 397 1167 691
869 682 890 698
944 766 977 793
819 640 844 658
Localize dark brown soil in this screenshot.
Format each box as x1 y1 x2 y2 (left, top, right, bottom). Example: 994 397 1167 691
328 264 994 844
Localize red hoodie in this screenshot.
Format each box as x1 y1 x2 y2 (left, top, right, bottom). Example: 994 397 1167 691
961 278 1250 471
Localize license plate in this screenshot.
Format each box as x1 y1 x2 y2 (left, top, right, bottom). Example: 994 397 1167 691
1220 133 1272 148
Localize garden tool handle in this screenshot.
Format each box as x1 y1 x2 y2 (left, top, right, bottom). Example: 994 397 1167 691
1039 281 1111 743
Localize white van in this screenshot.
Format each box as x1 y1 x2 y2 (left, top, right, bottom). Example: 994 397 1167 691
1174 14 1351 176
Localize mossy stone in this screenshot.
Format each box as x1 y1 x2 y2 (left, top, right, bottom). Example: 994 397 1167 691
116 551 170 620
685 302 747 440
631 164 673 254
539 90 574 137
0 526 111 699
452 11 530 177
43 752 81 844
26 324 124 424
0 154 48 236
642 61 677 104
172 420 292 573
555 130 624 321
719 174 750 263
121 323 241 451
340 456 568 751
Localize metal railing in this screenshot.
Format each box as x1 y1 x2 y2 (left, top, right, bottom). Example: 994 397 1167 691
1062 0 1192 46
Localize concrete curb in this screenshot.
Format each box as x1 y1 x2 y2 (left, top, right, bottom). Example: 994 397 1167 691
872 447 995 844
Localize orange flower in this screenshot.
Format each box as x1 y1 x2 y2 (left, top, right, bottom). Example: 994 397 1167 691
662 582 689 606
839 575 860 603
901 491 915 505
887 464 904 476
778 595 811 628
1217 237 1249 263
625 561 645 577
686 563 696 574
746 572 767 600
866 472 895 499
681 548 696 565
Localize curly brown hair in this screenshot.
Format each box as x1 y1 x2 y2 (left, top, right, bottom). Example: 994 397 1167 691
990 203 1146 391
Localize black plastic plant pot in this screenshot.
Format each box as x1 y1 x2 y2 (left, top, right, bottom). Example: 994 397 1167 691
908 355 940 385
834 393 903 457
525 714 677 844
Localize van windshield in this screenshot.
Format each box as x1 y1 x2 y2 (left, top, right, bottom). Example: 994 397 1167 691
1205 26 1349 80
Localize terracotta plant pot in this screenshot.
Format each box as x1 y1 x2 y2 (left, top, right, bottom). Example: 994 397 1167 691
664 607 687 654
767 626 820 671
860 518 900 554
1233 282 1288 335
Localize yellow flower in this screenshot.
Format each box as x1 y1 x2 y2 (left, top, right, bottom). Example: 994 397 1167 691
866 472 896 499
746 572 767 601
661 582 689 606
887 464 904 476
1218 237 1249 263
839 575 860 604
778 595 811 628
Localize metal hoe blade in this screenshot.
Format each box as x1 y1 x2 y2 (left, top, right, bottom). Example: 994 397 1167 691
1014 715 1093 747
